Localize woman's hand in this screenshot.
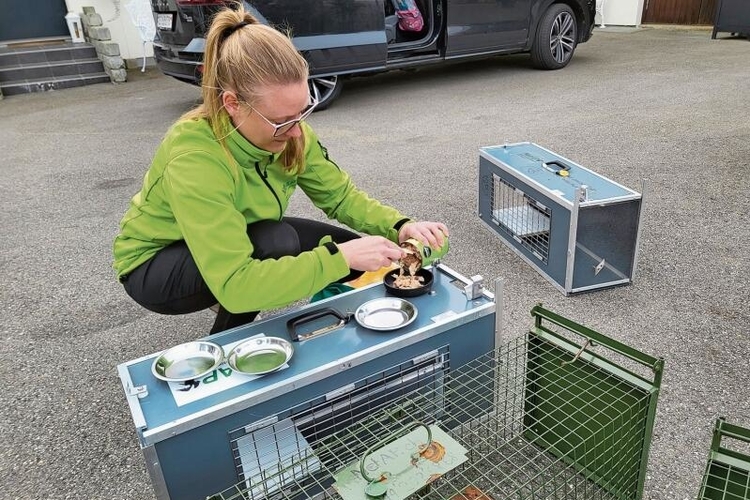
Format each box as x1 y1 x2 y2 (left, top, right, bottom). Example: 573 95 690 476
398 221 449 249
337 236 405 271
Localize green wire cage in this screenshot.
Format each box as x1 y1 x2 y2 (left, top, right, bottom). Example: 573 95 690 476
210 305 664 500
697 418 750 500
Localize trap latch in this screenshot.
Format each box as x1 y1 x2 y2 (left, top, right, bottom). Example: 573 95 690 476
464 275 484 300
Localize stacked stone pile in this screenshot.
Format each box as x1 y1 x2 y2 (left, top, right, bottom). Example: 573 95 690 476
81 6 127 83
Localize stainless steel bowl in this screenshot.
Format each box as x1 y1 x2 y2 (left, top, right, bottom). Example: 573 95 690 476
151 341 224 382
227 336 294 376
354 297 418 331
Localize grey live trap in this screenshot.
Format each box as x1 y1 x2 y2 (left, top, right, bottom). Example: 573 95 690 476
478 142 644 295
117 264 498 500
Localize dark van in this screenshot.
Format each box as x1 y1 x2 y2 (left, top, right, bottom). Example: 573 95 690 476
150 0 596 109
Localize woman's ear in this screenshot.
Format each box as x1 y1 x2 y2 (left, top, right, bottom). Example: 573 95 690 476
222 91 241 117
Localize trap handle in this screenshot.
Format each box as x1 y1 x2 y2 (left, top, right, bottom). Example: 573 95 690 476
359 421 432 483
542 160 572 176
287 308 350 342
530 304 664 378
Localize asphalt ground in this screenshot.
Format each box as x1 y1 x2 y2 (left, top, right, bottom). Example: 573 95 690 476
0 26 748 500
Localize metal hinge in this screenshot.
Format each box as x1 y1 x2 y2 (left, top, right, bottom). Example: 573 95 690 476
244 416 278 434
127 384 148 399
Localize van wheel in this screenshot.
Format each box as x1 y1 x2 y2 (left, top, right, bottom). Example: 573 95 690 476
531 4 578 70
308 75 343 111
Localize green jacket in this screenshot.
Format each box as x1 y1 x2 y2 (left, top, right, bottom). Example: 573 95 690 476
113 118 408 313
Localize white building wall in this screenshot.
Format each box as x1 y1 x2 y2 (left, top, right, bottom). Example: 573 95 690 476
600 0 645 26
65 0 154 62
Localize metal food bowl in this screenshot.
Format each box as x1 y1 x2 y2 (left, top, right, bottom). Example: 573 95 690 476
151 341 224 382
227 336 294 376
355 297 418 331
383 268 433 297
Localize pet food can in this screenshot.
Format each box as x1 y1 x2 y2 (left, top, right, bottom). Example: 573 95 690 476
401 236 450 268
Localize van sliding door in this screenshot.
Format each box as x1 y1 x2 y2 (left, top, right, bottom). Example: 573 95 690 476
445 0 531 57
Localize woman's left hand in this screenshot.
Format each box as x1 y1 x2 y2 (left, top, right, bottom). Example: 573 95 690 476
398 221 449 249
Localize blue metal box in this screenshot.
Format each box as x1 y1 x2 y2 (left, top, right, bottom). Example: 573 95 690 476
478 142 644 295
117 265 498 500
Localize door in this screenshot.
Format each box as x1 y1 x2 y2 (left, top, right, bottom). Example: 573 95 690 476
266 0 389 76
445 0 531 57
642 0 718 24
0 0 69 42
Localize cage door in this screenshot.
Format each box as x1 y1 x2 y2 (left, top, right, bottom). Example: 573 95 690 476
491 175 552 263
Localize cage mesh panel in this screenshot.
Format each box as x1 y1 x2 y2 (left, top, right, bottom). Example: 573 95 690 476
699 461 750 499
698 422 750 500
211 334 655 500
490 174 551 263
224 350 449 500
523 333 651 499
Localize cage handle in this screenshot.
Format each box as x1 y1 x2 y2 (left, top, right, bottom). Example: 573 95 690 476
542 160 572 176
359 421 433 483
531 304 663 374
286 308 351 342
560 338 593 366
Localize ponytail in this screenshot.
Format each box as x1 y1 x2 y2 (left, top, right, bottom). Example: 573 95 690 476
180 3 309 173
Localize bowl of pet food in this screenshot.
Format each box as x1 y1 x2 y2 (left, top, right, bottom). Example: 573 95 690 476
383 268 433 297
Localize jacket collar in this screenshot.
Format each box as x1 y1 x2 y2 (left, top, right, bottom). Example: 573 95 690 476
224 117 282 168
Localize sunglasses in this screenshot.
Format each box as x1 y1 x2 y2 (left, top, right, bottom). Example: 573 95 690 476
250 95 319 137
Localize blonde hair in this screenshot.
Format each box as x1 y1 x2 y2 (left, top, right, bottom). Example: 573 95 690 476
181 3 309 172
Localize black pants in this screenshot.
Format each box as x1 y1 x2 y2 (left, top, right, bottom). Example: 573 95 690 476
122 217 361 334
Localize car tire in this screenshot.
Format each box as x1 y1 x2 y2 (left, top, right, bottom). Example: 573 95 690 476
531 4 578 70
308 75 343 111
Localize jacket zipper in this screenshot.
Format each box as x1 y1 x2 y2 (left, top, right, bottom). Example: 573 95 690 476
255 160 283 221
319 140 347 214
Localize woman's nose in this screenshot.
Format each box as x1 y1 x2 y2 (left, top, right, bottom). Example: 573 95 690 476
282 122 303 139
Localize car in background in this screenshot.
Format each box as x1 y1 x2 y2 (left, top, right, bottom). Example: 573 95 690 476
149 0 596 110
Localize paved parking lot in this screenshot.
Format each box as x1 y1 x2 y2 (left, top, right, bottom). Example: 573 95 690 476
0 26 748 500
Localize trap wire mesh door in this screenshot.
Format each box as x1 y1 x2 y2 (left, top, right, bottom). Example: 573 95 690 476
491 176 552 264
209 306 663 500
